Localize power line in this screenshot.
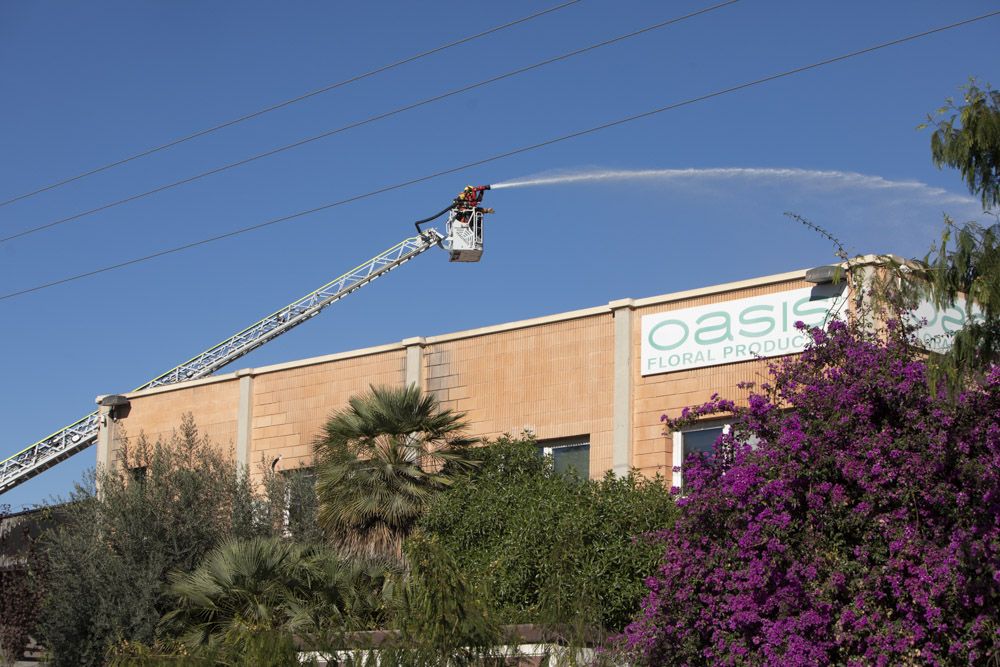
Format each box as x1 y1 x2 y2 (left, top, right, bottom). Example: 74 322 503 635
0 1 741 245
0 1 583 210
2 10 997 303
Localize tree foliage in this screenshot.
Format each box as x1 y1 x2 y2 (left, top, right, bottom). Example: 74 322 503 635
926 81 1000 211
0 506 48 665
420 435 677 632
625 321 1000 665
34 414 294 667
872 80 1000 392
314 384 478 562
900 220 1000 392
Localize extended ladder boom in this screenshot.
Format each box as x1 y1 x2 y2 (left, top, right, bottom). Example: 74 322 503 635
0 230 444 494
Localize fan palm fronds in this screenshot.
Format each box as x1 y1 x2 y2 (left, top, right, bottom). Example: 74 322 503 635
314 385 478 561
161 537 369 649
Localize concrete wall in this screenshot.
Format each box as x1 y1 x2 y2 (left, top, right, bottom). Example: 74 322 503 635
104 268 814 479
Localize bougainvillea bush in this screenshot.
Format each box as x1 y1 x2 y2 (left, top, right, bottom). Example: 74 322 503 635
625 320 1000 666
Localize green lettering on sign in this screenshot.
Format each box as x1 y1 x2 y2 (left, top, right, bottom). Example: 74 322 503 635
648 318 689 351
694 311 733 345
738 304 775 338
793 296 831 325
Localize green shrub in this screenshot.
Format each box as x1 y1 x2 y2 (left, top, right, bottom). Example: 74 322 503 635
387 531 501 664
419 435 677 632
108 631 308 667
34 414 302 667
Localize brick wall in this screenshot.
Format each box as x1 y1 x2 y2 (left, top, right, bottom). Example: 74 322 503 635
120 379 239 463
424 313 614 477
108 269 816 481
250 350 405 473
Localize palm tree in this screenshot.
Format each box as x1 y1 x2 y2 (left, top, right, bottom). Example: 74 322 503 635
161 537 373 649
314 384 478 562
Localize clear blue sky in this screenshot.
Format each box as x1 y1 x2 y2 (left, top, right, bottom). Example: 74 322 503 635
1 1 998 509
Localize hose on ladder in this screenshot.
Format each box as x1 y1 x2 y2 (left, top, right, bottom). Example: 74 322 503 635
414 203 456 235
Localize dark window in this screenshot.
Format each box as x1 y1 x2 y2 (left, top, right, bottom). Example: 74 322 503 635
539 437 590 477
673 423 730 491
683 427 725 457
281 468 317 538
674 422 763 490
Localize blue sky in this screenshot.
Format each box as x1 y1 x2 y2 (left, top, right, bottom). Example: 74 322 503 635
1 1 998 509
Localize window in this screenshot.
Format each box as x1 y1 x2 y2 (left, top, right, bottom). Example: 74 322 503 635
128 465 147 484
539 436 590 477
280 468 317 538
672 421 729 490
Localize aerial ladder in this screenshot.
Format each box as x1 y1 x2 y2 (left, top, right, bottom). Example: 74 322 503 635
0 186 493 495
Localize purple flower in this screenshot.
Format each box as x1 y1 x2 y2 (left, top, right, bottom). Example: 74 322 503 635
623 319 1000 665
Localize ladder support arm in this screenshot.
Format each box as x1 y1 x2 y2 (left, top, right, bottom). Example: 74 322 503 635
0 230 444 494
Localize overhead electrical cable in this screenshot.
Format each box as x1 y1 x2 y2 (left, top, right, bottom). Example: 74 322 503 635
0 0 741 244
1 10 996 303
0 0 583 210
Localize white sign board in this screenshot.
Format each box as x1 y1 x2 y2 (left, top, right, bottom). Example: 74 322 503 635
907 297 976 353
641 287 847 376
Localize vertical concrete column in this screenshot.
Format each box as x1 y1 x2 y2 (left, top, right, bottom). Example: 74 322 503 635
402 337 426 391
610 299 635 476
95 401 115 472
95 394 129 496
236 369 254 476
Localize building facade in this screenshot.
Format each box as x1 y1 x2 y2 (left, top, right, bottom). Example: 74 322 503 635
97 267 848 487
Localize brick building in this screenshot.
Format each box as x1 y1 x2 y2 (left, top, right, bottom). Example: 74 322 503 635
96 266 849 487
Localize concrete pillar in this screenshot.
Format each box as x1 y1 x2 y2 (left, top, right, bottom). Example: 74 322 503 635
610 299 635 476
95 394 129 497
402 337 426 391
236 369 254 476
95 402 115 473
